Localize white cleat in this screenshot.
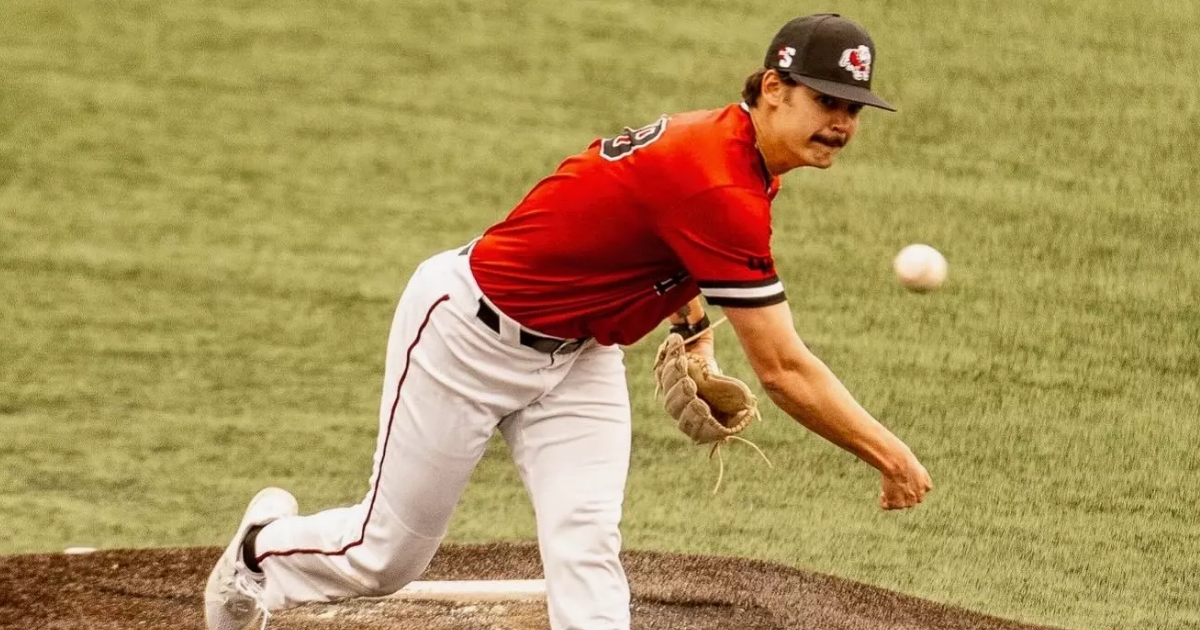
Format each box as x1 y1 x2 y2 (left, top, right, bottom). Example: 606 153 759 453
204 487 298 630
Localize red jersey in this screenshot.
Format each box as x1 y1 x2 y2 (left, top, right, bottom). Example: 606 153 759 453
469 103 786 346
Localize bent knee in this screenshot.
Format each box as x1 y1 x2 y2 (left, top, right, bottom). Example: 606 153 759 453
347 531 442 596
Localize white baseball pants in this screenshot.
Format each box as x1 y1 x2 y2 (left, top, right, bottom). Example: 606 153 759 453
252 246 633 630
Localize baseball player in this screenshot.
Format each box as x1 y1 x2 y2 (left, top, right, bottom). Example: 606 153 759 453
205 13 932 630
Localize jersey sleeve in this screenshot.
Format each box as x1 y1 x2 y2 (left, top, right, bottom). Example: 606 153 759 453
657 186 787 308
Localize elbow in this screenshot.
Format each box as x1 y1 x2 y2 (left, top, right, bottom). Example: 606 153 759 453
757 357 824 422
757 359 805 397
757 369 789 396
755 344 818 398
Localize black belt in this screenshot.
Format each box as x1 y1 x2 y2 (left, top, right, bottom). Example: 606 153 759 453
475 299 589 355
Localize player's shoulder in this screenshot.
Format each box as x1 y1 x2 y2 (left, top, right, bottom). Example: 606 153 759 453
593 104 739 159
584 103 770 203
663 103 750 142
657 104 765 190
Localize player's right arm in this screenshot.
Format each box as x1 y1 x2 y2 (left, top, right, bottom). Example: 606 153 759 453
653 185 929 508
722 301 933 510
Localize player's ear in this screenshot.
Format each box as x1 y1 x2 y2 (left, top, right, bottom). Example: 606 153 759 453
760 70 788 108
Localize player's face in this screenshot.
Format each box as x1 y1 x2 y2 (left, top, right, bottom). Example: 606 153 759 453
774 84 862 170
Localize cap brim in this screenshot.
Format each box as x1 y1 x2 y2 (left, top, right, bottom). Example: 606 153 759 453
788 73 896 112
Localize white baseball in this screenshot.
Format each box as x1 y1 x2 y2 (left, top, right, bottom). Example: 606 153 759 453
893 244 948 293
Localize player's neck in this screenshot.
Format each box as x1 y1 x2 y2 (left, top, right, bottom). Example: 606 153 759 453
746 107 792 177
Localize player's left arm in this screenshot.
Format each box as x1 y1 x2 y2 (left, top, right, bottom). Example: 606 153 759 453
665 296 715 360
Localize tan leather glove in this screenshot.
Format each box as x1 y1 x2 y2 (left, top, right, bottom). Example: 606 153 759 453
653 333 758 444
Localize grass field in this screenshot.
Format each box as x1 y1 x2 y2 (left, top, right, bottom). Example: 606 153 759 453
1 1 1197 628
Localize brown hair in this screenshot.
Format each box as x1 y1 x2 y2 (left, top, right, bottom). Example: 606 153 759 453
741 68 798 107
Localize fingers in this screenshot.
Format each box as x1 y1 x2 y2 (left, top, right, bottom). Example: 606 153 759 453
879 488 926 510
879 463 933 510
879 491 924 510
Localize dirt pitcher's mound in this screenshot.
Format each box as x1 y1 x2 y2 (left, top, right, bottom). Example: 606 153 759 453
0 542 1064 630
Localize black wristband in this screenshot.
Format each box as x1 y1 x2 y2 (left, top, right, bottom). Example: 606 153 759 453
669 313 711 341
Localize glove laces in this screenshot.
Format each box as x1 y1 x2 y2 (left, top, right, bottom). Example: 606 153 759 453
682 316 728 345
678 315 776 493
709 424 774 494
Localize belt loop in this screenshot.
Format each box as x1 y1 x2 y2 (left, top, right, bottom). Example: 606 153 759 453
481 296 521 347
500 319 521 347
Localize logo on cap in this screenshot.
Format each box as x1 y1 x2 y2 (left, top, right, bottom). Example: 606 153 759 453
777 46 797 69
838 45 872 81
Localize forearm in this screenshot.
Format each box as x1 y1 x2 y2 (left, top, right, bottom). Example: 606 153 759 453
666 296 715 355
668 296 705 326
762 352 911 474
723 302 930 507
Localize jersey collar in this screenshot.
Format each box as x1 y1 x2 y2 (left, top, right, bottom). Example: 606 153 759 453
739 102 774 194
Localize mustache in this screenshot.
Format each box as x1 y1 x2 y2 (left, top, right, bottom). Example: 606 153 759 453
811 133 847 147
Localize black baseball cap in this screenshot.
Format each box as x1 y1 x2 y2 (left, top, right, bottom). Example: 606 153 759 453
764 14 896 111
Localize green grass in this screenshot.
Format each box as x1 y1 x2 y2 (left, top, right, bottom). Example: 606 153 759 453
2 1 1198 629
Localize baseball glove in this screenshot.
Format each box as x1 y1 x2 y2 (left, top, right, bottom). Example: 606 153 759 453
653 333 758 444
653 333 772 491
